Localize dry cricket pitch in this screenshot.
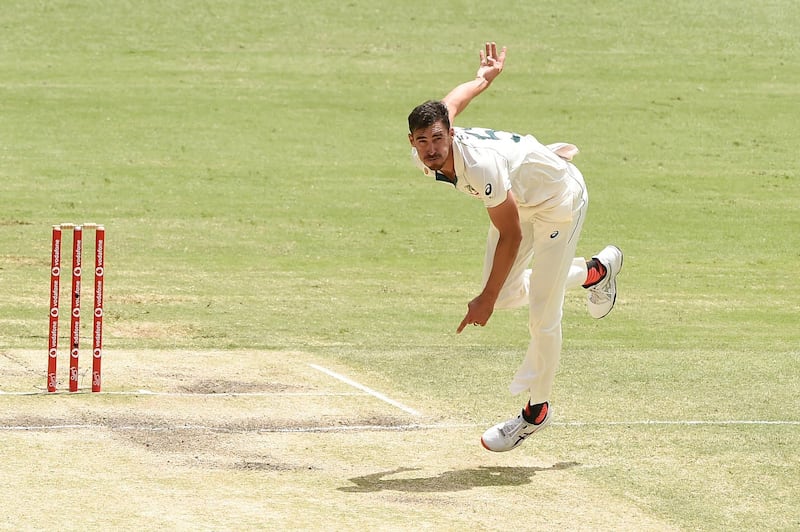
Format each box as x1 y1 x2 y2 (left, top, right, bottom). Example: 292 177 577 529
1 349 677 531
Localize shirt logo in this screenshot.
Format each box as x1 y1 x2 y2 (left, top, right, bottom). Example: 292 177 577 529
550 231 559 239
485 183 492 196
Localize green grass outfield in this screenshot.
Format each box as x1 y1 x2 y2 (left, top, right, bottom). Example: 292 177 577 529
1 1 798 530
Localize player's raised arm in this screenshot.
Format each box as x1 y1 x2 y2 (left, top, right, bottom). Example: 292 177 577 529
442 42 507 125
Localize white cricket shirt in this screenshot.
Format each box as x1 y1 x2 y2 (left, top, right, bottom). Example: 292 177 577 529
412 127 573 210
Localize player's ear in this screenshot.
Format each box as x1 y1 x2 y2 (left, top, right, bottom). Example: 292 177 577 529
408 133 414 146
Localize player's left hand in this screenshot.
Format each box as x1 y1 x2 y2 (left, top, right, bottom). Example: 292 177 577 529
476 42 507 84
456 293 495 333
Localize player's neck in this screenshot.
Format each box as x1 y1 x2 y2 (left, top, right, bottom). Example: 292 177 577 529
438 153 456 182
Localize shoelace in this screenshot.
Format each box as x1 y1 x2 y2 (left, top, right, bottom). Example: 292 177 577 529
500 415 528 436
588 279 612 303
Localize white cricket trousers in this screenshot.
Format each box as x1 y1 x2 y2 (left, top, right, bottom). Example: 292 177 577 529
481 162 590 404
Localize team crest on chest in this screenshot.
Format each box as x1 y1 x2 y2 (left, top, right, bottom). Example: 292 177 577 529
465 184 481 196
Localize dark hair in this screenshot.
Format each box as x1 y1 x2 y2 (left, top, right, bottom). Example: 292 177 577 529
408 100 450 133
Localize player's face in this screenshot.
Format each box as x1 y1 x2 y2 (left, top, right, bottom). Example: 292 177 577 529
408 121 453 171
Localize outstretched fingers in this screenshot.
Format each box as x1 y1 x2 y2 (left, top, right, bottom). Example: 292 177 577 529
479 42 507 72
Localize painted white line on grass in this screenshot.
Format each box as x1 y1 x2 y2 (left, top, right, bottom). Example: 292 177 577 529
0 424 225 432
1 424 101 431
559 420 800 426
111 390 368 397
307 363 422 417
268 420 800 431
2 420 798 434
0 423 474 433
262 423 471 433
0 390 367 397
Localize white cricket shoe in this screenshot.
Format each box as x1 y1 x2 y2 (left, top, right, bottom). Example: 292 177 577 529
587 245 623 319
481 403 552 452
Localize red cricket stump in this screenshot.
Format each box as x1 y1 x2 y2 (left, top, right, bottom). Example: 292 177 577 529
47 223 106 393
47 226 62 393
69 226 83 392
92 226 105 392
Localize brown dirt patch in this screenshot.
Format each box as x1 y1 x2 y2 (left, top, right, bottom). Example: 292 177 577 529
176 379 308 394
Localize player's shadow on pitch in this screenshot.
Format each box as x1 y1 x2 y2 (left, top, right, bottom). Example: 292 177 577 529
338 462 579 493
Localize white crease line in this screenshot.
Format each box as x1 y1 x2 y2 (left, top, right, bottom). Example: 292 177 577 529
1 420 798 433
307 363 422 417
2 424 101 431
111 391 367 397
559 420 800 426
0 390 367 397
258 420 800 432
0 423 475 433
